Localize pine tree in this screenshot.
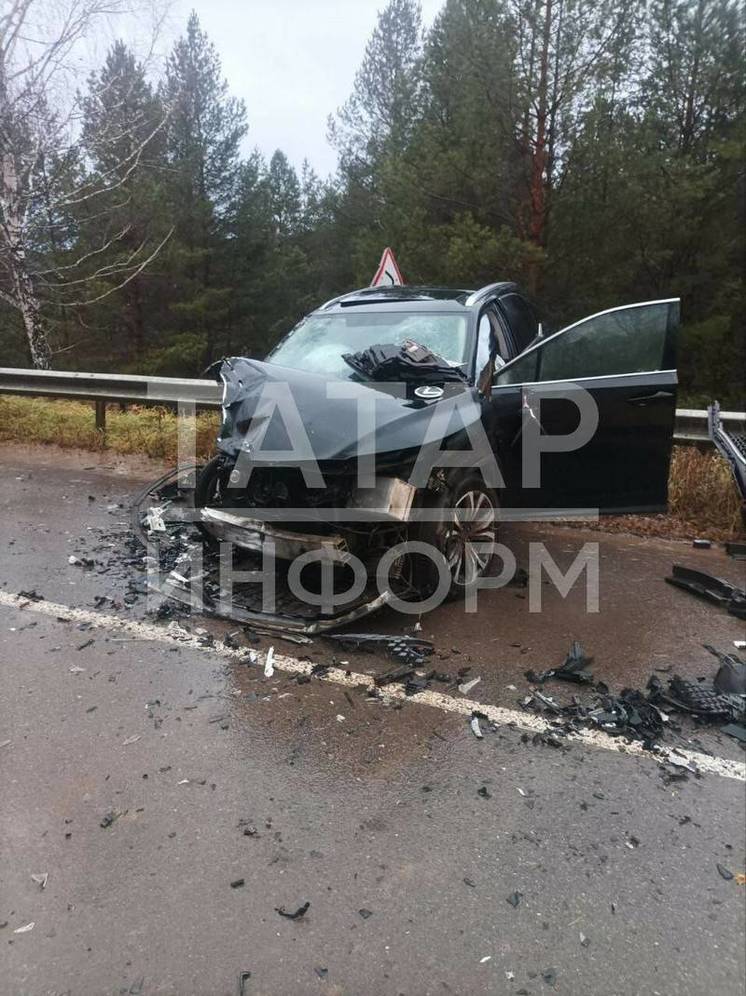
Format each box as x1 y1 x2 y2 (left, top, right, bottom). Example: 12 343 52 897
158 10 248 368
79 41 168 365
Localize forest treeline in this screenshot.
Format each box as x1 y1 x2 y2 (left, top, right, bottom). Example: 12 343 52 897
1 1 743 405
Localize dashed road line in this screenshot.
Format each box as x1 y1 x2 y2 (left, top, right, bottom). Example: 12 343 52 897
1 589 743 782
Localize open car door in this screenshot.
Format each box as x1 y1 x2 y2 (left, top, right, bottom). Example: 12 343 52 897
489 300 679 513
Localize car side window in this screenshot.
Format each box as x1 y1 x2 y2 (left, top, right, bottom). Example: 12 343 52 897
476 309 511 383
497 293 537 353
494 300 678 386
494 349 538 385
475 313 493 378
537 302 675 381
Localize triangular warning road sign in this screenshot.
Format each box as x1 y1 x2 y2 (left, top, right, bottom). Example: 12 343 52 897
370 247 404 287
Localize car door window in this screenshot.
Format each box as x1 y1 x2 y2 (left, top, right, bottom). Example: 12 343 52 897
494 348 538 384
475 313 492 379
495 300 678 385
497 293 538 353
475 309 510 381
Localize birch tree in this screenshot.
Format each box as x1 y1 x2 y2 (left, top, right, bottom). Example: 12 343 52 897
0 0 169 368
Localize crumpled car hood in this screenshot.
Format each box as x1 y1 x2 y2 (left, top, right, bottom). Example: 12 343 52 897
214 357 482 468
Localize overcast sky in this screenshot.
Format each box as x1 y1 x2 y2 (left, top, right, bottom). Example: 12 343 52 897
166 0 444 178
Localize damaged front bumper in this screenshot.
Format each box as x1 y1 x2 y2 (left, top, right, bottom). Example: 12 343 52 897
200 507 351 560
132 467 406 634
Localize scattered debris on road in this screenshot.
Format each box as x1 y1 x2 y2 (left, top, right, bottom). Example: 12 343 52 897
522 644 745 751
263 646 275 678
458 676 481 695
100 809 121 829
470 713 484 739
525 640 594 686
275 901 310 919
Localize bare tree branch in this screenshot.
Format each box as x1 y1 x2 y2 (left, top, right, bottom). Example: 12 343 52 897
59 225 174 306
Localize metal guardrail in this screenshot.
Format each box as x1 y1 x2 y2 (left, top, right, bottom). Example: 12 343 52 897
0 366 743 443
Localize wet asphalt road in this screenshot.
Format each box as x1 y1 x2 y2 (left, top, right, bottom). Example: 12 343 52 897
1 445 745 996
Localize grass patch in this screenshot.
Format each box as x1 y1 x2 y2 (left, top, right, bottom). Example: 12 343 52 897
0 396 219 462
1 396 743 539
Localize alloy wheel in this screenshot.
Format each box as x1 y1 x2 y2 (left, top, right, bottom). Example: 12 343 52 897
443 489 497 587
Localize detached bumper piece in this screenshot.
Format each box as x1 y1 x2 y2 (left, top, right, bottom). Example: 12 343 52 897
665 564 746 619
708 401 746 508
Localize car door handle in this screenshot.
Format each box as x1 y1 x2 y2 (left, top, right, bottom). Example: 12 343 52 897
626 390 674 406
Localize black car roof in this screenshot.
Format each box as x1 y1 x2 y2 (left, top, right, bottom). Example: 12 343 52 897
318 283 518 313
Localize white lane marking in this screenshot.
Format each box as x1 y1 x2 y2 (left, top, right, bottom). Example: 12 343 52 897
1 590 744 782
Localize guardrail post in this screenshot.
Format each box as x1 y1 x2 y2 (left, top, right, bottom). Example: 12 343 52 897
95 400 106 436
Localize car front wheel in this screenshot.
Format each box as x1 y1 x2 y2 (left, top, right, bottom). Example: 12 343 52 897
412 473 499 599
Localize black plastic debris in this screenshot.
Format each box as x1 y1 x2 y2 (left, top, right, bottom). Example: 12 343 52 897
276 901 310 919
238 971 251 995
665 564 746 619
532 730 564 749
720 723 746 743
523 683 666 747
656 675 739 718
100 810 120 829
314 967 328 980
18 589 43 602
358 908 373 919
375 663 416 687
330 633 434 668
477 786 492 799
526 641 594 686
404 672 432 696
717 863 734 881
704 645 746 695
230 878 245 889
506 891 523 908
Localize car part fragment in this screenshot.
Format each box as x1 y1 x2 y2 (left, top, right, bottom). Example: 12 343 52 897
708 401 746 507
665 564 746 619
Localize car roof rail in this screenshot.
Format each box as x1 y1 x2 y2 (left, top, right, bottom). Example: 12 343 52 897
464 281 517 307
319 287 370 310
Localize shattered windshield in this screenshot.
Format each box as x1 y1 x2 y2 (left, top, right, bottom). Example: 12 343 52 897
266 312 469 379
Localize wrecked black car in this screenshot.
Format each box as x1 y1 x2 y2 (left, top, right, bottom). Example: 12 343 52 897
190 283 679 619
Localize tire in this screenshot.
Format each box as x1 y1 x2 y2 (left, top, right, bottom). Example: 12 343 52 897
194 454 225 509
194 454 228 545
411 472 498 600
